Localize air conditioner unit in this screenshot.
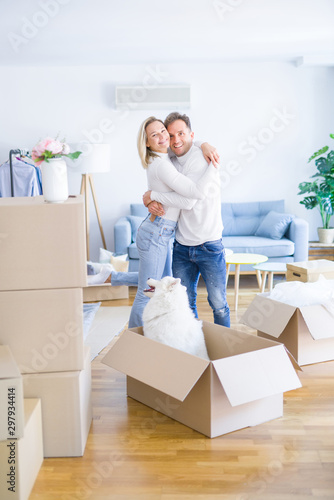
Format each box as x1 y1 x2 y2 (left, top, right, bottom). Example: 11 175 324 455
115 85 191 110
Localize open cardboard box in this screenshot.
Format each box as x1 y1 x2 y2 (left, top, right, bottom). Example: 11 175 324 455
241 293 334 366
0 345 24 441
286 259 334 282
102 321 301 438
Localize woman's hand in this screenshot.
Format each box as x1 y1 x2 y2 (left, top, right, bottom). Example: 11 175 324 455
201 142 220 168
148 201 165 217
143 191 165 215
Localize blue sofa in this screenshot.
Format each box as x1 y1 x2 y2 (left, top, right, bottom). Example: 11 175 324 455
114 200 309 272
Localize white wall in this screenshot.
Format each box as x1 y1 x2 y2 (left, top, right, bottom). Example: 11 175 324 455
1 61 333 260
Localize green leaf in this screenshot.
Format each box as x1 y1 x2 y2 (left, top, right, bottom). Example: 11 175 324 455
65 151 82 161
308 145 329 163
299 196 318 210
298 181 318 194
315 157 331 173
330 134 334 139
326 150 334 165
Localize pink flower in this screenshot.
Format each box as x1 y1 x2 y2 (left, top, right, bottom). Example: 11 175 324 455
47 140 63 155
32 136 81 164
31 149 43 165
34 137 53 156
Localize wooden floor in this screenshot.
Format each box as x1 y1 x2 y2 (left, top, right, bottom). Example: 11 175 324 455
30 276 334 500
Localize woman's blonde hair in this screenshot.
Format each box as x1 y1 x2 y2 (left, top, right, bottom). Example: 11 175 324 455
137 116 165 169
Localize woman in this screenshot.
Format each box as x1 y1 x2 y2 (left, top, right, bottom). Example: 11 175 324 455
91 116 217 327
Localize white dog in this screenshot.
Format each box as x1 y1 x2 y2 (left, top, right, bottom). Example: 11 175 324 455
142 276 210 360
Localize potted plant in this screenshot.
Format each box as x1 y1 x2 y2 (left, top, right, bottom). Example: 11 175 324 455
298 134 334 244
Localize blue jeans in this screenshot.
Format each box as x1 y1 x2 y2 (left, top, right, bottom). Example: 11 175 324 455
172 239 230 327
128 215 176 328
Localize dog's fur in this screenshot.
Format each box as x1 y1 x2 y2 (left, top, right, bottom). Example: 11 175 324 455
142 276 210 360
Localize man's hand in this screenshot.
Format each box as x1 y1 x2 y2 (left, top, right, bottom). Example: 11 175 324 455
148 201 165 217
143 190 152 207
201 142 220 168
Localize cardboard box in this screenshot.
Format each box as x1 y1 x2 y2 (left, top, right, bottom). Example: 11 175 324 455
0 195 87 291
22 346 92 457
0 399 43 500
241 293 334 366
0 346 24 441
286 259 334 282
83 283 129 302
0 288 84 374
102 322 301 438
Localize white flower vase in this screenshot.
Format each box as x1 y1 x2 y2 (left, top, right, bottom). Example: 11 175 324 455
41 158 69 203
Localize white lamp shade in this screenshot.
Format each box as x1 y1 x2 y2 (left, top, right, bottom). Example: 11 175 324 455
67 143 111 174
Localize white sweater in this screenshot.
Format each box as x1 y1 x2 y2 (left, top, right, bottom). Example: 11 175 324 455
146 152 216 222
150 145 223 246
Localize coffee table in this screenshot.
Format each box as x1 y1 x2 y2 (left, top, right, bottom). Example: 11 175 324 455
225 253 268 311
253 262 287 292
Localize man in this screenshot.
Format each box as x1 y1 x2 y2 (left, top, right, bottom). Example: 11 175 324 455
143 112 230 327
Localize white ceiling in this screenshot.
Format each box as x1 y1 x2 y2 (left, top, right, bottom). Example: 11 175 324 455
1 0 334 66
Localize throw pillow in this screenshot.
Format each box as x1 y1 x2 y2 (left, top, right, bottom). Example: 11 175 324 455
127 215 144 243
99 248 113 263
110 255 129 272
255 211 295 240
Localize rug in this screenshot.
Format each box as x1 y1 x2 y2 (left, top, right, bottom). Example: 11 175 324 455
84 305 131 361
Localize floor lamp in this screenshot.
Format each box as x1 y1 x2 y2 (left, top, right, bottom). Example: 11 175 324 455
70 143 111 260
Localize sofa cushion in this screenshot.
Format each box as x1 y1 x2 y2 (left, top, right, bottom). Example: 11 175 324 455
127 215 144 243
222 236 295 257
255 211 295 240
131 204 149 217
128 242 139 260
221 200 285 236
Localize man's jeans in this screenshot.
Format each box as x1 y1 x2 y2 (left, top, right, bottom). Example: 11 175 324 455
172 239 230 327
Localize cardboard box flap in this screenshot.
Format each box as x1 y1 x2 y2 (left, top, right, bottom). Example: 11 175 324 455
102 329 210 401
299 305 334 340
241 294 297 338
213 344 301 407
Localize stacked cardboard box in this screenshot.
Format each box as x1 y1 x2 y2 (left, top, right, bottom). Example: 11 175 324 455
0 195 92 457
0 346 24 441
286 259 334 282
0 346 43 500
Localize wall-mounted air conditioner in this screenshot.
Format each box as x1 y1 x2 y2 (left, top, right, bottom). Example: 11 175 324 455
115 85 191 110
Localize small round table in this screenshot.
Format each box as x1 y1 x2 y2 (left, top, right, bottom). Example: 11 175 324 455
225 253 268 312
253 262 287 292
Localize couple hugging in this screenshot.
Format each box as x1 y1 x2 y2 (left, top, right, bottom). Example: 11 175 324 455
91 112 230 329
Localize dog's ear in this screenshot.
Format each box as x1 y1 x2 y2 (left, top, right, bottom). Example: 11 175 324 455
169 278 181 289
